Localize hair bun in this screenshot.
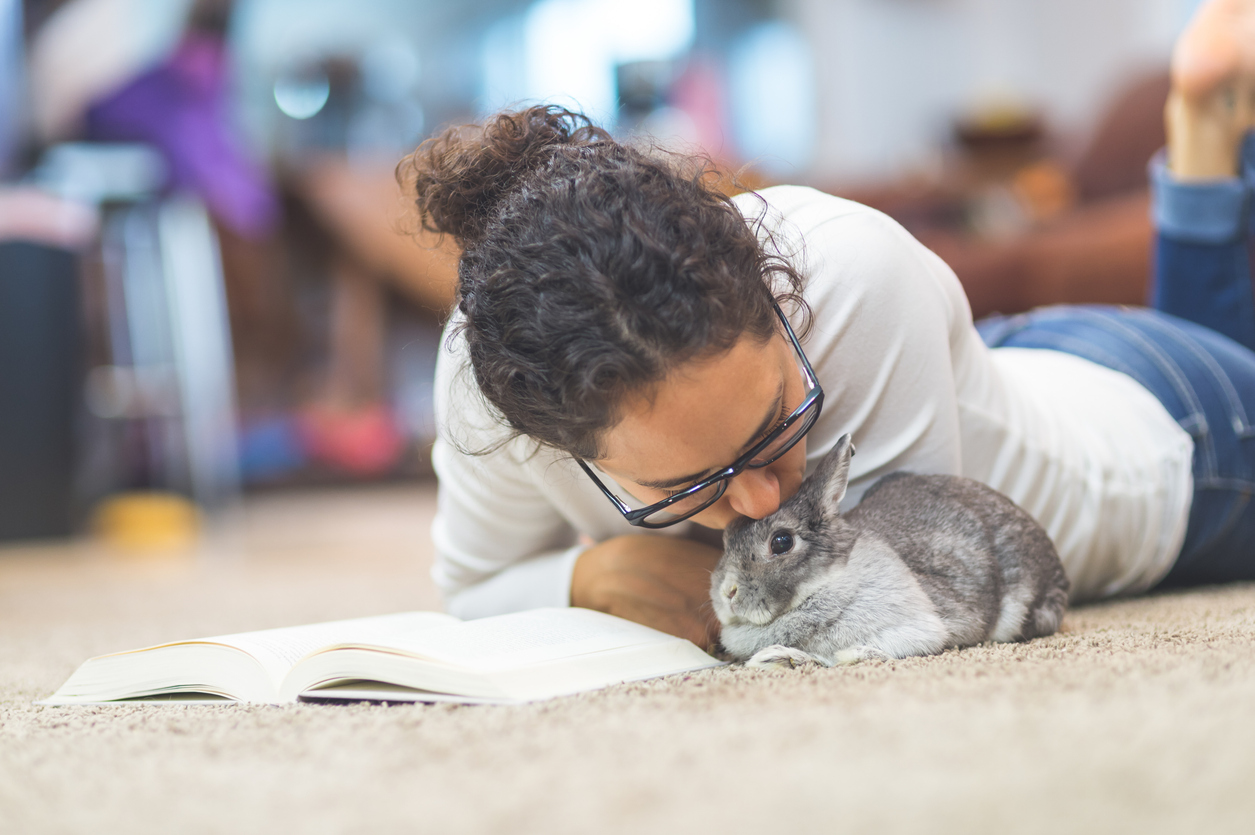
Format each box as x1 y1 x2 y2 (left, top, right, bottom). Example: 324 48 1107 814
402 105 609 247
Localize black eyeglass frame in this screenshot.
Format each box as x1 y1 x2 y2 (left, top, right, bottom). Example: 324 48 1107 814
576 302 825 529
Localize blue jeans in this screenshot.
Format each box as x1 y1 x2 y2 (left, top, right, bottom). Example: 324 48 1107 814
977 150 1255 587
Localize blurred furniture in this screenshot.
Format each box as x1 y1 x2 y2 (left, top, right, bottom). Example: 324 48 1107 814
24 143 243 528
294 156 459 316
86 192 242 511
835 70 1171 320
0 241 81 540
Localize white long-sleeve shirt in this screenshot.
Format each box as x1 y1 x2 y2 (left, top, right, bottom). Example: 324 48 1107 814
431 186 1194 615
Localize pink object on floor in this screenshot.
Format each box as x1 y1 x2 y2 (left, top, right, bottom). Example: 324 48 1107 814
297 403 406 477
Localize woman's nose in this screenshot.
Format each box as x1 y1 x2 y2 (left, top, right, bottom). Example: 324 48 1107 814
725 467 782 519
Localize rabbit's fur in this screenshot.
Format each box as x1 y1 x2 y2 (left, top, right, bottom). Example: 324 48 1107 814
712 434 1069 668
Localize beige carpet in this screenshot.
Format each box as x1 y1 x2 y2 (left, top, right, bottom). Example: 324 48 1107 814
2 482 1254 835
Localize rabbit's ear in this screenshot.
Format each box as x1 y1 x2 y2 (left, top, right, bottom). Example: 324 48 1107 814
804 433 854 510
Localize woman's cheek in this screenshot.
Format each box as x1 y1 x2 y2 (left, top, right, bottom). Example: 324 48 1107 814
688 500 738 530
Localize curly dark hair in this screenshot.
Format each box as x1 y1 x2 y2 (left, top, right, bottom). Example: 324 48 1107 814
399 105 808 459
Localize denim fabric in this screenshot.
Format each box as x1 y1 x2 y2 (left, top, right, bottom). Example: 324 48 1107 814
1150 151 1249 244
1151 236 1255 352
977 306 1255 586
1149 147 1255 352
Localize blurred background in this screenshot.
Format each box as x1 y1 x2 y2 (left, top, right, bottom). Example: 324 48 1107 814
0 0 1208 549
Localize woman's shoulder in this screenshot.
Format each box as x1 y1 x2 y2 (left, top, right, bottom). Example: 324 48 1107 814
731 184 874 232
432 311 520 459
731 185 938 272
735 185 968 322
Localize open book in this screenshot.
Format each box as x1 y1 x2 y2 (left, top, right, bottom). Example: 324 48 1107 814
42 608 722 706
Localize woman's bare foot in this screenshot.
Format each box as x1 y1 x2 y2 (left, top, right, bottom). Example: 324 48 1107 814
1168 0 1255 178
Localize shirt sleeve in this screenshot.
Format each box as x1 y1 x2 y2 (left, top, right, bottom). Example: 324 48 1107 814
428 327 585 618
1149 149 1248 244
1147 146 1255 351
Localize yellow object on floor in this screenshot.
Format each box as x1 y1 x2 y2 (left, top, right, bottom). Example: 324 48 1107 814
92 491 201 552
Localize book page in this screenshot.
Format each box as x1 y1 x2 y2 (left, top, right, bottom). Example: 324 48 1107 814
333 608 688 671
43 611 459 705
196 611 458 680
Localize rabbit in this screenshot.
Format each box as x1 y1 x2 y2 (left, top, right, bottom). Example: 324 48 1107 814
711 433 1069 668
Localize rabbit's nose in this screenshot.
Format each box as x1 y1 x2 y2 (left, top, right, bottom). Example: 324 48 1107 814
723 581 739 601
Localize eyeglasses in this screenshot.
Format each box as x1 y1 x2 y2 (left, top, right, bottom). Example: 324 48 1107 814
576 302 824 529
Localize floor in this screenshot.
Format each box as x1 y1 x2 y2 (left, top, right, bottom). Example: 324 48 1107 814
2 482 1254 834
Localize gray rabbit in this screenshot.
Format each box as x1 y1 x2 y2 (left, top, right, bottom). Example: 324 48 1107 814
712 434 1069 668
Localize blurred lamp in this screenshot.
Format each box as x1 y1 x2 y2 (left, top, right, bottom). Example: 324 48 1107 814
274 69 331 120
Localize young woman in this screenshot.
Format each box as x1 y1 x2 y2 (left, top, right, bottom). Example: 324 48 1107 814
406 0 1255 648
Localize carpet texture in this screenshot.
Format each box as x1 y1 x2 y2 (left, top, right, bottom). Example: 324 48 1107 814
2 482 1254 834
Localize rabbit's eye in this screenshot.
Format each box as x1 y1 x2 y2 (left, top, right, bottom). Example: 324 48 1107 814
769 531 794 555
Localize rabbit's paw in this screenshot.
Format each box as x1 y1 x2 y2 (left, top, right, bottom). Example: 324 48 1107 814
746 645 824 669
832 645 891 665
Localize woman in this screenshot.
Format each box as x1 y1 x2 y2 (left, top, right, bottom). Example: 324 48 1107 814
407 0 1255 648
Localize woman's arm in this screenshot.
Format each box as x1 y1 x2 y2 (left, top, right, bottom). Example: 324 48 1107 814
571 535 722 649
429 324 594 619
433 427 721 645
1149 8 1255 351
432 335 722 645
1149 151 1255 351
